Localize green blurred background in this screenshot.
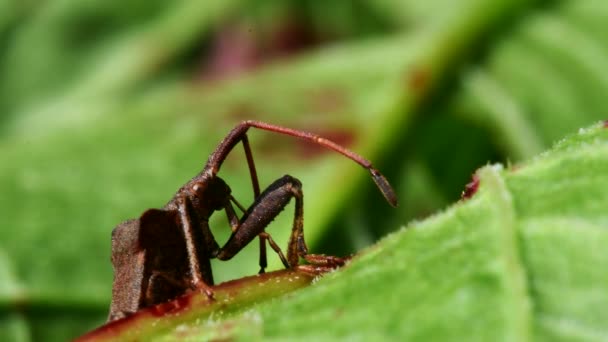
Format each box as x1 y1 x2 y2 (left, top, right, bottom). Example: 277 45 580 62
1 0 606 340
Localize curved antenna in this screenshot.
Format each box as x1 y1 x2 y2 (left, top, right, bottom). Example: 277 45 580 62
203 120 398 207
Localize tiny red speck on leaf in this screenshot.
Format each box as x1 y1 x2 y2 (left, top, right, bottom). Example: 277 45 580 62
461 174 480 200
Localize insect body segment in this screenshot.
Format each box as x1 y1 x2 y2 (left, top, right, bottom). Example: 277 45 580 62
108 120 396 321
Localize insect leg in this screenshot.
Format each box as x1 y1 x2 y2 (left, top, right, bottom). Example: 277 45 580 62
215 175 303 267
224 200 239 233
176 195 215 297
239 134 271 273
230 195 247 213
283 179 347 269
259 233 268 274
259 231 289 268
223 199 270 273
216 175 345 271
241 134 261 197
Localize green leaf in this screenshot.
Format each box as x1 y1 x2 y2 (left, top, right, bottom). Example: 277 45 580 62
455 0 608 159
257 123 608 341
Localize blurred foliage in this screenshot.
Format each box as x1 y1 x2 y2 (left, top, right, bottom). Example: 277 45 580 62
0 0 607 340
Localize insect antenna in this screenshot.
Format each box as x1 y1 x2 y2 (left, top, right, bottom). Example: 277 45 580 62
244 121 398 207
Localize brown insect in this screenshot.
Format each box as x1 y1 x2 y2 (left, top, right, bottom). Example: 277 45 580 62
108 120 397 321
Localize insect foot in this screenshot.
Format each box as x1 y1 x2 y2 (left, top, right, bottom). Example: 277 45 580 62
296 254 353 277
190 281 216 301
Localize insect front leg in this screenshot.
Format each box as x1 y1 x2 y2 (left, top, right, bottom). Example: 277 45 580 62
223 196 289 271
215 175 346 270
